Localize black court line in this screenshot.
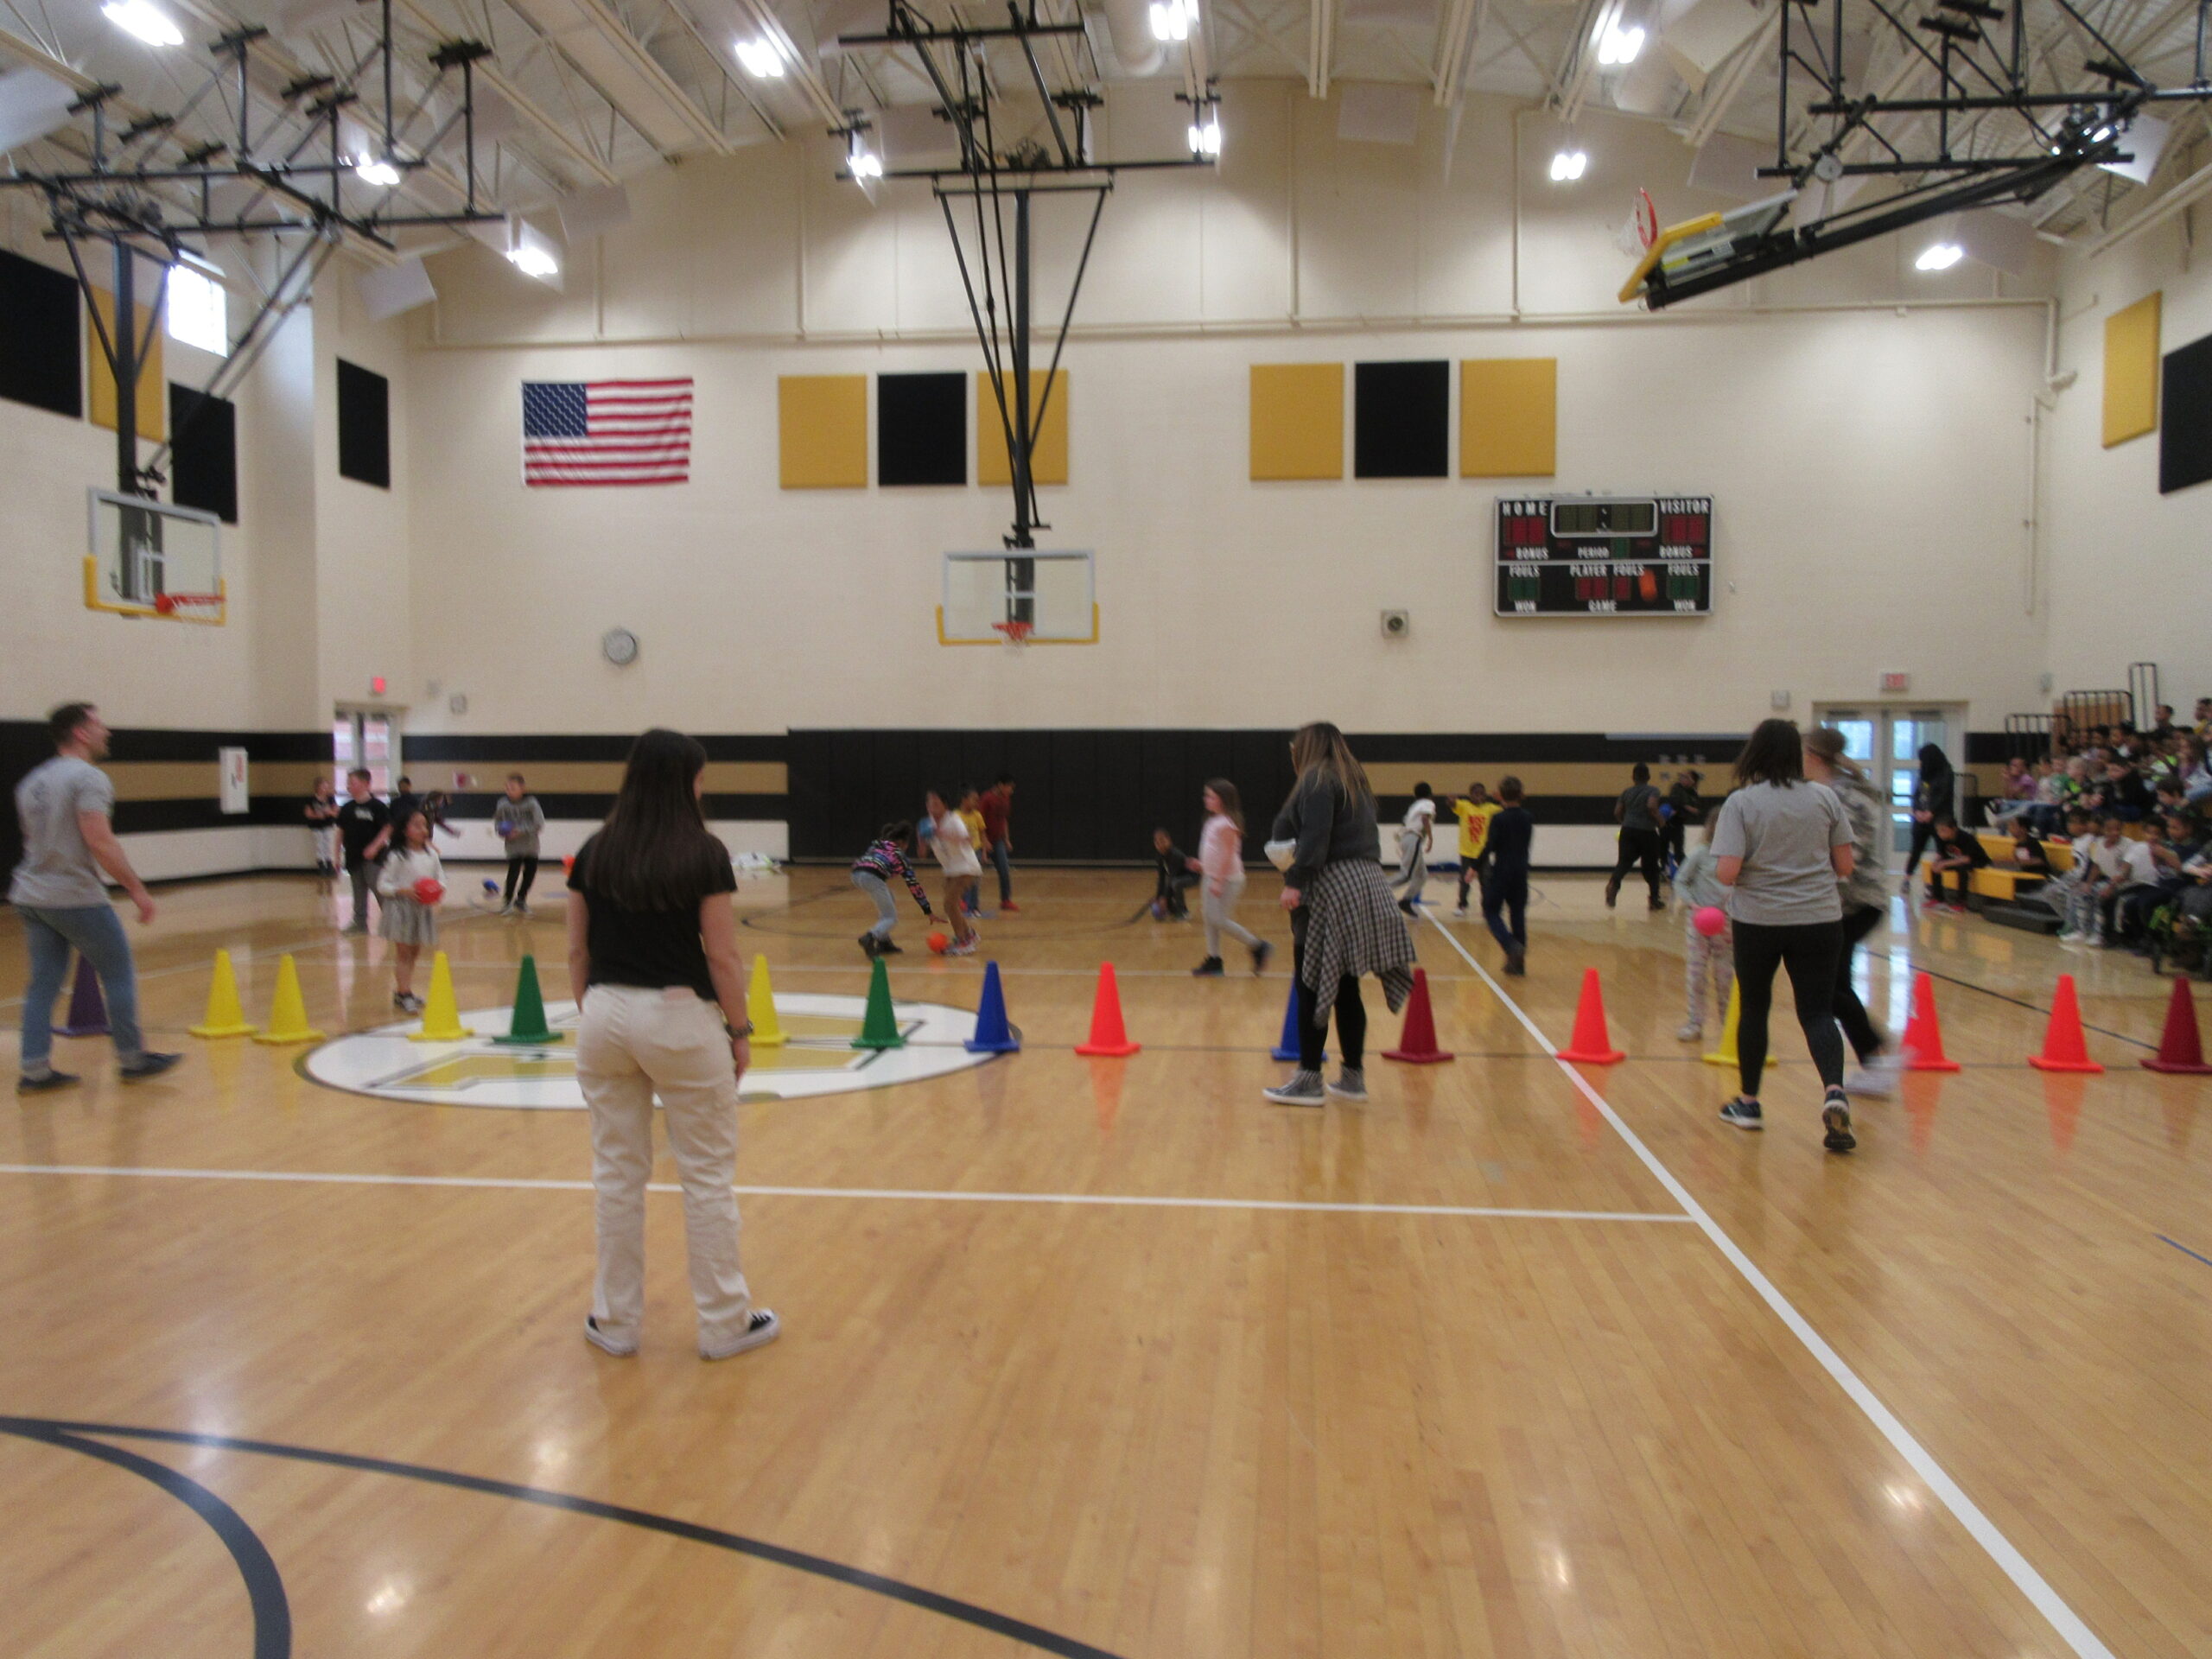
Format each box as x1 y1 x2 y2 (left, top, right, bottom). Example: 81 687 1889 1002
0 1418 291 1659
2158 1234 2212 1269
0 1418 1122 1659
1906 963 2159 1051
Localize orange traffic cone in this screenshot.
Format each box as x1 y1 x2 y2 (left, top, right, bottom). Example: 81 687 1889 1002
2143 978 2212 1075
2027 974 2103 1073
1382 967 1454 1064
1899 972 1962 1072
1555 969 1624 1065
1073 962 1141 1056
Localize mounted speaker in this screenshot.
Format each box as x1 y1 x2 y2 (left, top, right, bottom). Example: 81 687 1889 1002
1381 609 1410 639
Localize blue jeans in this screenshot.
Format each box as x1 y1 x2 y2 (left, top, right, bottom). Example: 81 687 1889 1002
990 839 1013 905
17 903 143 1071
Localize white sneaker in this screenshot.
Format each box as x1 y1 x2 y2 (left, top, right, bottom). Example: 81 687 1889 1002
1675 1023 1704 1042
1842 1052 1903 1098
701 1308 779 1360
583 1316 637 1357
1451 906 1470 919
2056 929 2082 942
1264 1071 1325 1106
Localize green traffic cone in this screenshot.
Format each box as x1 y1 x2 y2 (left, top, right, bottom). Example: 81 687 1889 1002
492 954 562 1046
853 955 905 1050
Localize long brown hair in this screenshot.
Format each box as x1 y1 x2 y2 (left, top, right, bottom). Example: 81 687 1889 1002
1290 721 1371 802
1803 725 1867 782
575 728 727 911
1735 718 1806 787
1205 778 1245 832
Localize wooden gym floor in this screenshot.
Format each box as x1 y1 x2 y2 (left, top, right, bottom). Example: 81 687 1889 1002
1 864 2207 1658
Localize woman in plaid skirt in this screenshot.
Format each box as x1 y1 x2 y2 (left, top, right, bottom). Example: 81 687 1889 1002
1263 722 1416 1107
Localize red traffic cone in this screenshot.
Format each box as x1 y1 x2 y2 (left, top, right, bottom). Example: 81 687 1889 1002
2027 974 2103 1073
2142 977 2212 1075
1900 972 1962 1072
1555 969 1624 1065
1382 967 1454 1064
1073 963 1141 1057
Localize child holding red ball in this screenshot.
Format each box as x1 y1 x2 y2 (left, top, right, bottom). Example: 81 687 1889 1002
375 807 444 1013
1673 821 1732 1042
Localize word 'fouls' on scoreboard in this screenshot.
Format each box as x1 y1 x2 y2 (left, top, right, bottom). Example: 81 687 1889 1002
1495 496 1713 617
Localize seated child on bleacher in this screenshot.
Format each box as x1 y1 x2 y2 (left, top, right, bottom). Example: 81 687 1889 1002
2062 817 2157 946
1923 818 1989 912
2119 811 2208 951
2005 817 2051 883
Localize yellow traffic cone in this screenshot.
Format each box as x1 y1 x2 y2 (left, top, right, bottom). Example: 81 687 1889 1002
747 955 785 1047
189 949 257 1039
1701 981 1742 1068
252 955 325 1045
409 950 474 1043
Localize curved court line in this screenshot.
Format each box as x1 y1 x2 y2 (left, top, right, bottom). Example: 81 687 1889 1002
0 1417 1120 1659
0 1417 292 1659
1418 913 2119 1659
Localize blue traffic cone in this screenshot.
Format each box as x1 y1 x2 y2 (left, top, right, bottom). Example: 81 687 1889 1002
965 960 1020 1054
57 955 109 1038
1270 977 1323 1064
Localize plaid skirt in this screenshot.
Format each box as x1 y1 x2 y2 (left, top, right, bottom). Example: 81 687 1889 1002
1299 859 1416 1028
378 894 438 947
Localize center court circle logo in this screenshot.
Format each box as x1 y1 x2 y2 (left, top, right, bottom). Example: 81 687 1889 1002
303 992 999 1109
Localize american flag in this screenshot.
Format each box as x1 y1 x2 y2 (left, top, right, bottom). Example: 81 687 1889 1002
522 378 693 486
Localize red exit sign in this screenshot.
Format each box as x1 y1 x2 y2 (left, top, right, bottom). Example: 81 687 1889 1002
1880 672 1910 694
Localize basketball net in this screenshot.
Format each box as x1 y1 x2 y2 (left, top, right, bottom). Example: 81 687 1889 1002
991 620 1034 648
1613 188 1658 258
152 591 224 620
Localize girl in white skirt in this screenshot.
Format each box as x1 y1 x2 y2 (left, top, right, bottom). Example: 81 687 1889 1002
375 808 442 1013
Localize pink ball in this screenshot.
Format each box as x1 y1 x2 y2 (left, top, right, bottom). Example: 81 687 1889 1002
1693 906 1727 938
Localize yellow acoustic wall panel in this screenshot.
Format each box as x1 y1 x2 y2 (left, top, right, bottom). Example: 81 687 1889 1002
2102 292 2161 448
976 371 1069 486
1249 363 1344 480
778 374 868 487
1459 358 1556 477
87 289 165 442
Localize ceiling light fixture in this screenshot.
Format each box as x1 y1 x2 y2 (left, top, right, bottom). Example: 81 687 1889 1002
1914 240 1964 271
1595 20 1644 66
102 0 184 47
352 156 402 188
845 129 883 180
1149 0 1194 41
1186 99 1222 157
1549 148 1588 181
508 243 558 278
734 37 785 78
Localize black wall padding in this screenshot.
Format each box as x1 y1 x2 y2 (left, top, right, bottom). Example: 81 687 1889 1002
1353 359 1449 479
169 385 238 524
2159 334 2212 495
876 372 966 486
335 358 391 488
0 248 82 418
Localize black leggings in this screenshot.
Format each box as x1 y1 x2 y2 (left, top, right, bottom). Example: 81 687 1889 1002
1291 916 1366 1071
1904 818 1936 877
503 855 540 906
1731 918 1847 1097
1833 903 1886 1063
1611 827 1663 902
1924 865 1974 906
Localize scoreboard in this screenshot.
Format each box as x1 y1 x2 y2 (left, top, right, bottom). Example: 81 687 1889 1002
1495 495 1713 617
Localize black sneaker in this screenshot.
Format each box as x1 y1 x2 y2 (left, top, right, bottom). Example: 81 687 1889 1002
1822 1094 1857 1153
118 1052 181 1083
16 1069 80 1095
1396 899 1417 915
858 933 881 957
1719 1096 1764 1131
1503 948 1527 976
1192 957 1225 976
1250 940 1273 976
876 938 903 955
1604 875 1621 908
702 1308 780 1360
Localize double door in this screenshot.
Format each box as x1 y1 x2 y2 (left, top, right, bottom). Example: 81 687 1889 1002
1811 707 1961 865
333 709 400 795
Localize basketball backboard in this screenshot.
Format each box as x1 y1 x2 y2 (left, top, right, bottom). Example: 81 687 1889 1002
86 488 224 623
938 550 1096 645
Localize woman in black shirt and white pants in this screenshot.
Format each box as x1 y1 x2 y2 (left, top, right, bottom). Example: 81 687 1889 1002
567 728 779 1361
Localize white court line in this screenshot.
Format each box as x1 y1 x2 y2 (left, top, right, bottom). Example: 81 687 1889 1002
0 1164 1691 1224
1419 913 2115 1659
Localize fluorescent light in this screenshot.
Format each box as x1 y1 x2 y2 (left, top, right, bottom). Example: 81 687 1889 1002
102 0 184 46
1549 149 1587 181
848 147 883 180
1914 241 1964 271
1187 114 1221 157
508 244 558 277
1150 0 1193 40
1595 21 1644 65
351 156 402 188
734 37 784 78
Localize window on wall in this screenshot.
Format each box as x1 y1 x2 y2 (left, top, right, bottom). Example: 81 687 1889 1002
336 359 391 488
165 267 228 356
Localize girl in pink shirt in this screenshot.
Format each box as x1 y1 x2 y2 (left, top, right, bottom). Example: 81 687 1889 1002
1192 779 1273 977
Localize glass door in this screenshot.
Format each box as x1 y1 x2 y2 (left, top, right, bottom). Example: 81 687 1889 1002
1815 707 1958 865
333 709 399 796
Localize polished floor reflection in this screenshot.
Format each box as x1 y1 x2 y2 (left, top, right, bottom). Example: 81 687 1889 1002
1 867 2206 1657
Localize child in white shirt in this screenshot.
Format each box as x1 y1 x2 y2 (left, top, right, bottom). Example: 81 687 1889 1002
374 808 443 1012
2063 817 2156 945
925 788 980 955
1190 779 1272 977
1391 782 1437 916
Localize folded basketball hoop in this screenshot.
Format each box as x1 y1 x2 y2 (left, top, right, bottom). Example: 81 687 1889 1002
153 591 225 621
991 619 1034 647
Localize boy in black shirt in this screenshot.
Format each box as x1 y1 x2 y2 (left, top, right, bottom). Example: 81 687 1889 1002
334 767 391 934
1923 817 1989 912
1483 777 1535 976
1151 828 1198 919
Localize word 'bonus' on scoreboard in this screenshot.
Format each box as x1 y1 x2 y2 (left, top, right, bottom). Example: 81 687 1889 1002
1495 496 1713 617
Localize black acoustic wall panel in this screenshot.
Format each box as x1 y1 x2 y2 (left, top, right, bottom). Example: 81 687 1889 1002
1353 359 1449 479
877 372 966 486
336 358 391 488
2159 333 2212 495
0 247 82 418
169 385 238 524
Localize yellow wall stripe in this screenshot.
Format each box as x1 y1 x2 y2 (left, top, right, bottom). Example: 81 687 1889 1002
1459 359 1557 478
2102 291 2161 448
778 375 868 488
1249 364 1344 480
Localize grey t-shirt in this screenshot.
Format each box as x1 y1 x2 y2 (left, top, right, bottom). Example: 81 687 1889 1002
10 756 116 908
1710 779 1851 927
1618 784 1661 831
493 795 545 858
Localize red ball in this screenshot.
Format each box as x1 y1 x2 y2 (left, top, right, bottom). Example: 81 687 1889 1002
927 931 950 955
413 877 446 906
1693 905 1727 938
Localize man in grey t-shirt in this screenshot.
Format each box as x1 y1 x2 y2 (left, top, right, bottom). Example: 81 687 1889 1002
10 702 180 1090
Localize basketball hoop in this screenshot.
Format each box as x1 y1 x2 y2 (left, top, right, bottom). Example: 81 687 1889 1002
1613 188 1658 257
152 591 225 623
991 620 1035 648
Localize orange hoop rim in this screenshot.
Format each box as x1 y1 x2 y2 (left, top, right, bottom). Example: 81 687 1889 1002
153 592 224 615
991 620 1035 645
